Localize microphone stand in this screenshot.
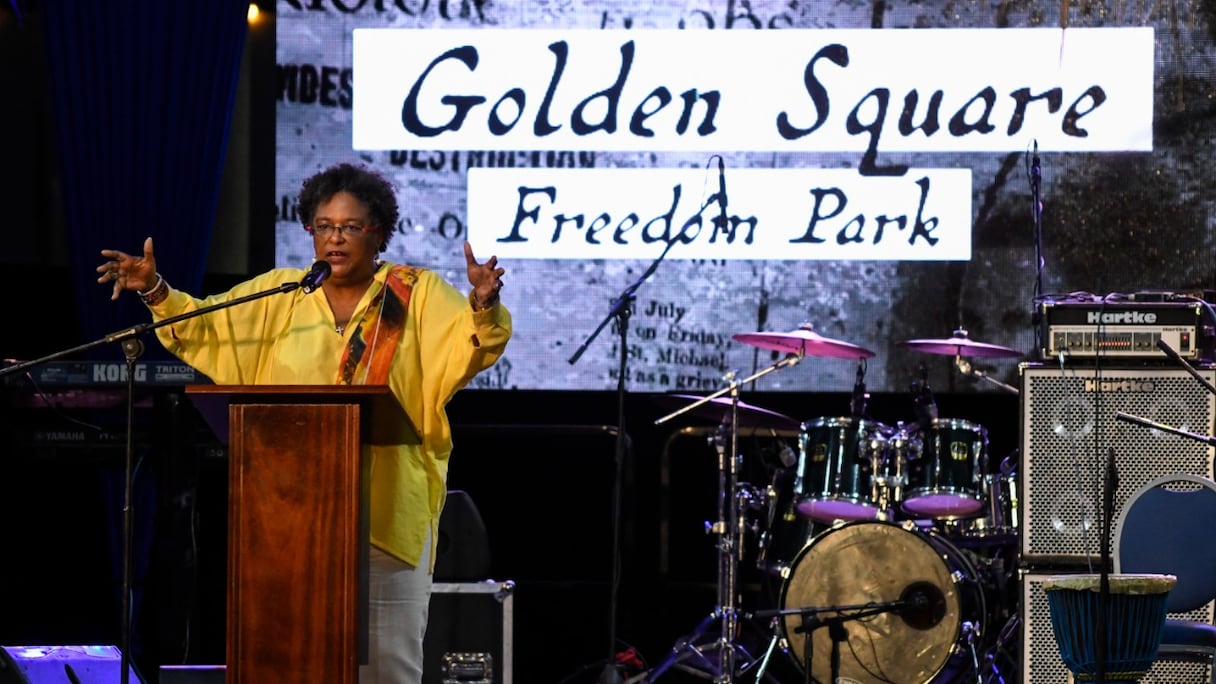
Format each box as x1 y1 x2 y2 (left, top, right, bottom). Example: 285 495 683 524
1112 339 1216 447
569 241 678 684
570 157 726 684
749 600 912 684
1097 447 1117 684
954 355 1019 395
1114 411 1216 447
1030 142 1044 301
1157 338 1216 396
1029 141 1046 353
0 277 318 684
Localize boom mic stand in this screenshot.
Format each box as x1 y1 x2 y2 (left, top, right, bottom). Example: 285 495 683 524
953 354 1019 395
749 597 921 684
0 271 328 684
569 235 680 684
1113 339 1216 449
569 157 725 684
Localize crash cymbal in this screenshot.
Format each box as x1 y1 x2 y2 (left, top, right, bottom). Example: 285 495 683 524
657 393 801 431
898 329 1021 358
732 324 876 360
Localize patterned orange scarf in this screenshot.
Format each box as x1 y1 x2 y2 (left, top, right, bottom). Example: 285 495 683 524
339 265 419 385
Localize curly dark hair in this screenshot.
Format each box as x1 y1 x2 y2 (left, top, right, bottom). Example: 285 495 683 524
297 162 399 253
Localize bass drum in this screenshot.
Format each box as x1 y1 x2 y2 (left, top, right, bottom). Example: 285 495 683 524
779 520 996 684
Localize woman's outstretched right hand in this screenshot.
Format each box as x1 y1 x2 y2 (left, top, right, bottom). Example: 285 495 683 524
97 236 159 301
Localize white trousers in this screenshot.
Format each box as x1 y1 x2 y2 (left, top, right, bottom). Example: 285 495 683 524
360 533 433 684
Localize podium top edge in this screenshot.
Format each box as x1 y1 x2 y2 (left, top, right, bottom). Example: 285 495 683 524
184 384 391 395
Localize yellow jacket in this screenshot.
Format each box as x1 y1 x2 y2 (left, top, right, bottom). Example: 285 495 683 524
149 262 512 568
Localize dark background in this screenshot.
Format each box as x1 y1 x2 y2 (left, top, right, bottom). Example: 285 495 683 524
0 377 1020 682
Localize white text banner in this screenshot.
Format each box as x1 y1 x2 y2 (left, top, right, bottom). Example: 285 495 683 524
466 167 972 261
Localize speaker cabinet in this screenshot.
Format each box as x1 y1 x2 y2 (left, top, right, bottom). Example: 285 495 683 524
1021 571 1213 682
0 646 141 684
1020 365 1216 563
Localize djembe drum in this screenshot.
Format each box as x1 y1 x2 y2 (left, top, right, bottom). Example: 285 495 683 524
1042 573 1177 683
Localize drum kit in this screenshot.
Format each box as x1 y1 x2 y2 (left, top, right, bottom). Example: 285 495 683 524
646 324 1024 684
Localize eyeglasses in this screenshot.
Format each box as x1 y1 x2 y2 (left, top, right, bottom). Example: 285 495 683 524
309 223 375 238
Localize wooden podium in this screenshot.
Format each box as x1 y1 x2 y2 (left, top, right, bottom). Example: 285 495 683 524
186 384 393 684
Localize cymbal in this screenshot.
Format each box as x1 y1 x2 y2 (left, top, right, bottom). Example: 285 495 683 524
898 329 1021 358
732 325 876 360
657 393 801 430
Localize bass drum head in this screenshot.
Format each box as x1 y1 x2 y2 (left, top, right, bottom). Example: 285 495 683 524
779 521 962 684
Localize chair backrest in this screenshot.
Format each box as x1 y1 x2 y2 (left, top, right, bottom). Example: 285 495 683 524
1114 473 1216 613
433 489 492 582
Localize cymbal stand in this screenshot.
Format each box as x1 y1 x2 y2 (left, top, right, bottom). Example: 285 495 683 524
650 354 803 683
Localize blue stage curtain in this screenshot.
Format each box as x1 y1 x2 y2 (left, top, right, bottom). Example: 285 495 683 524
41 0 248 357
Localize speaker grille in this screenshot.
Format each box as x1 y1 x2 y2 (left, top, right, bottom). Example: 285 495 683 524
1021 572 1213 683
1020 365 1216 562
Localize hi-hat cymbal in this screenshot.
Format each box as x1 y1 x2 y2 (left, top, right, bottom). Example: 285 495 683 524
898 329 1021 358
732 324 875 360
657 393 801 431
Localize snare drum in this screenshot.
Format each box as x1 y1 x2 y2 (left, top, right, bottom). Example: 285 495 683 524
793 417 892 523
903 418 987 519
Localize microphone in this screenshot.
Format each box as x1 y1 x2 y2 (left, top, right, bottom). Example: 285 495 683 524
716 155 727 212
899 581 947 630
912 363 938 428
850 361 867 417
776 441 798 469
300 260 331 294
1031 139 1041 186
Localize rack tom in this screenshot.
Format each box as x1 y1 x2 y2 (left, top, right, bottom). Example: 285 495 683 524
793 416 893 523
903 418 988 519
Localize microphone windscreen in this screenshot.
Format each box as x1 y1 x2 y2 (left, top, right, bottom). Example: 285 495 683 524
301 260 332 294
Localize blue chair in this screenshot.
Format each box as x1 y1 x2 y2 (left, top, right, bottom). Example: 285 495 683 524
1114 473 1216 682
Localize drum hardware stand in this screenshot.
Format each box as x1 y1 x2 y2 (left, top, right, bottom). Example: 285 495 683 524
960 620 983 684
753 469 785 573
748 617 783 683
650 353 803 683
872 424 911 519
979 613 1020 683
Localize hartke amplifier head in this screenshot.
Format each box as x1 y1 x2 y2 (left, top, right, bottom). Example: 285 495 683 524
1020 364 1216 563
